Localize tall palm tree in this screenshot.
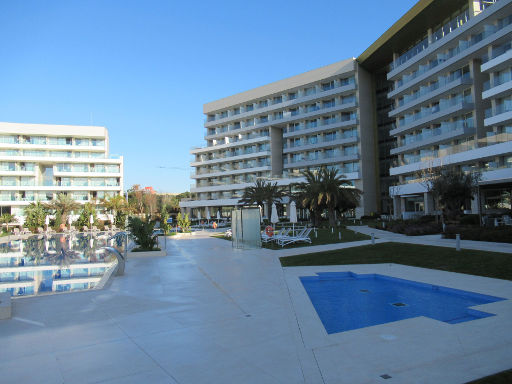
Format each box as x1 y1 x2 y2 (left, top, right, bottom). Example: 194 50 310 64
47 193 80 227
101 195 127 220
293 169 323 226
318 167 361 227
240 179 286 219
294 167 361 227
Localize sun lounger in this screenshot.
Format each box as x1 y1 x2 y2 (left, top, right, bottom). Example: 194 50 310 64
277 227 313 247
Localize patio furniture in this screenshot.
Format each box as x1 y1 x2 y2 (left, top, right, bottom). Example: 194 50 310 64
503 215 512 226
12 228 20 236
261 228 286 243
277 227 313 247
21 228 32 235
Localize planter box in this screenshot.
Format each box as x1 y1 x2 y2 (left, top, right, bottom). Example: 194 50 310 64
0 292 12 320
128 249 167 258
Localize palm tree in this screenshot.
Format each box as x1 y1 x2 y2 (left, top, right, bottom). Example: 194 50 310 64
24 202 49 229
293 169 323 226
0 213 15 232
317 167 361 227
101 195 127 224
240 179 286 219
47 193 80 227
294 167 361 227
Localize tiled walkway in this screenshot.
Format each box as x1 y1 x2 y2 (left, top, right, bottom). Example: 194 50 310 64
1 233 511 383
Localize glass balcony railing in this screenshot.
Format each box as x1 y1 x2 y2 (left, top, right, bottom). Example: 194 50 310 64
389 8 470 72
393 14 512 90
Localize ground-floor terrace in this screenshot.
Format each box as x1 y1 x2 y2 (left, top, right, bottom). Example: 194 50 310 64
1 231 511 383
391 180 512 222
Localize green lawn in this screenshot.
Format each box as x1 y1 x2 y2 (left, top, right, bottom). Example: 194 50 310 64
211 227 370 250
280 242 512 281
262 227 369 250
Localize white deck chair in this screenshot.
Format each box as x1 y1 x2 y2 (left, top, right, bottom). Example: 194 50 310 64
278 227 313 247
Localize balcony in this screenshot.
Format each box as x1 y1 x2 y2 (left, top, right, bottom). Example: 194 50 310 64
391 100 473 136
284 153 359 169
389 72 472 117
484 101 512 126
389 14 512 97
203 81 356 129
390 122 475 155
481 44 512 72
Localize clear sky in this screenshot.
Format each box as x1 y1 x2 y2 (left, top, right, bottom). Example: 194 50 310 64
0 0 416 193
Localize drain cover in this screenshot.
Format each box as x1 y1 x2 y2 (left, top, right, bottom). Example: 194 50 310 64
392 302 406 307
380 374 392 379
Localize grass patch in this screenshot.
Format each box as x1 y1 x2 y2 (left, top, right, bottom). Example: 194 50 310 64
279 242 512 281
467 369 512 383
263 227 369 250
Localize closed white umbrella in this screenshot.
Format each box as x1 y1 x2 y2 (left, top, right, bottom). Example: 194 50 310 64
271 203 278 225
259 205 263 223
68 215 73 230
289 201 297 236
197 209 201 221
206 207 211 222
216 210 221 221
45 215 50 232
89 214 94 230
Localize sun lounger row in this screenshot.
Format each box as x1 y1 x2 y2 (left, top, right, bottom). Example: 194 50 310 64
261 226 313 247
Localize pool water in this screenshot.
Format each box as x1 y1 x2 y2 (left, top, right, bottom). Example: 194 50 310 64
300 272 506 334
0 234 120 297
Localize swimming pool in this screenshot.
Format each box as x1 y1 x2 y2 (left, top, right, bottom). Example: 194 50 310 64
300 271 507 334
0 233 121 297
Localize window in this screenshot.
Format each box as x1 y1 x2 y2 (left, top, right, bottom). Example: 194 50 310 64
273 96 282 104
245 104 254 112
258 100 268 108
304 87 315 96
322 81 335 91
288 92 297 100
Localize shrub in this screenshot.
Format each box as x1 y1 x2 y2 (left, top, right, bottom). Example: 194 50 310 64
127 216 158 250
444 225 512 243
384 219 442 236
459 214 480 226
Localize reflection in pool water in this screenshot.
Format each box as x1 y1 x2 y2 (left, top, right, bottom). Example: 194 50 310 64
0 233 121 297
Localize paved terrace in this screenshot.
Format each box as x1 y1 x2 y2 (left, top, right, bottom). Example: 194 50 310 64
1 232 511 383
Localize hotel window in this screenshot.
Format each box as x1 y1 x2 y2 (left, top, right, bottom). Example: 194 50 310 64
245 104 254 112
0 135 18 144
75 138 90 146
233 107 240 115
219 111 228 118
323 99 335 108
273 96 282 104
341 95 355 104
288 92 297 100
258 100 268 108
305 87 316 96
340 77 354 86
322 81 335 91
91 139 105 147
274 111 283 120
49 137 66 145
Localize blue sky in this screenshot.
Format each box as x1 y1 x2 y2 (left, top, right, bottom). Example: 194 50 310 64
0 0 416 193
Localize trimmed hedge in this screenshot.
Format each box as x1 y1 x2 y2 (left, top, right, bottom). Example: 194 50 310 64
444 225 512 243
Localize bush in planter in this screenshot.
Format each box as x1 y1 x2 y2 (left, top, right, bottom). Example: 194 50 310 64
128 217 158 250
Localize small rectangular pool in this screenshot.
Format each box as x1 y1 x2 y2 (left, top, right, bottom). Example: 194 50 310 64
300 272 506 334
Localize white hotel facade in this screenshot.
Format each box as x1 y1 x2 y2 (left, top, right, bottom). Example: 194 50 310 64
0 122 124 221
182 0 512 219
181 59 379 218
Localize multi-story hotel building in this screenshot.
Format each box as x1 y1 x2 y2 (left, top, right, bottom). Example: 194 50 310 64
0 122 124 221
181 59 379 218
182 0 512 219
378 0 512 218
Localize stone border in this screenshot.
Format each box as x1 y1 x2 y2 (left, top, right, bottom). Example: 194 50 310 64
128 249 167 258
